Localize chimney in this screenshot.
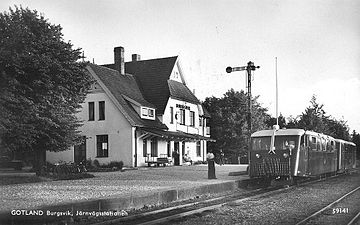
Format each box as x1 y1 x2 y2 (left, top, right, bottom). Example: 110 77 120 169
114 47 125 75
132 54 141 61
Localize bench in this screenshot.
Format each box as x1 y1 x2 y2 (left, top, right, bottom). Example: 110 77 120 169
156 157 170 167
145 154 171 167
0 157 23 170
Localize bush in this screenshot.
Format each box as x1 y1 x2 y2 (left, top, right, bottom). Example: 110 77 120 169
86 160 124 172
108 161 124 170
85 159 94 169
43 161 88 175
93 159 100 168
193 161 203 165
49 172 95 180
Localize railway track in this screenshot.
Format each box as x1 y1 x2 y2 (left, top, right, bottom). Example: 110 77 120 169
91 173 351 225
91 184 275 225
295 185 360 225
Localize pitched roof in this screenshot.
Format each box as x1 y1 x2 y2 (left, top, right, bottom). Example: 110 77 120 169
124 57 200 114
124 57 176 115
168 80 200 104
87 64 167 130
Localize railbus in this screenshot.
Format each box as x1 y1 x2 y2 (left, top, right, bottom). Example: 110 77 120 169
249 128 356 180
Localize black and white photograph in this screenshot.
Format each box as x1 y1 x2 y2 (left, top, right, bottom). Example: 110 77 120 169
0 0 359 224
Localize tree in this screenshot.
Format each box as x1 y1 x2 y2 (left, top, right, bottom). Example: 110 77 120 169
285 115 299 129
293 95 350 140
351 130 360 160
265 113 287 129
297 95 328 133
326 117 350 141
0 6 93 174
203 89 270 163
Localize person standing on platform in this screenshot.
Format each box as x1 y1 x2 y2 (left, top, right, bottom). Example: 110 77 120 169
219 149 225 166
207 152 216 179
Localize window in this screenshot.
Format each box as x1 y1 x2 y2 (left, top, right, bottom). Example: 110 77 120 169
96 135 108 157
170 107 174 124
190 111 195 127
151 138 158 157
180 109 185 125
251 136 299 151
143 139 147 157
330 141 335 152
148 109 154 117
321 138 326 151
196 141 201 157
311 136 317 151
88 102 94 121
199 117 203 126
316 137 321 151
140 107 155 120
99 101 105 120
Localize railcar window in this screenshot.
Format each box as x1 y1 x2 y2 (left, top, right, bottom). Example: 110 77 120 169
329 141 334 152
251 136 299 151
303 135 308 146
322 138 327 151
316 137 321 151
332 141 336 152
310 136 317 151
252 137 271 151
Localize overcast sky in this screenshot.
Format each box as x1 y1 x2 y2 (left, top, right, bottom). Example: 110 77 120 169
1 0 360 132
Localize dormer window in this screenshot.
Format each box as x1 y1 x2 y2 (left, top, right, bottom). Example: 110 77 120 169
141 106 155 120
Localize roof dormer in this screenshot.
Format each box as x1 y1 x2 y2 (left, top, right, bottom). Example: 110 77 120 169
140 106 155 120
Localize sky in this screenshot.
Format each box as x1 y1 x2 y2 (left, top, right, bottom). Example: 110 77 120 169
1 0 360 132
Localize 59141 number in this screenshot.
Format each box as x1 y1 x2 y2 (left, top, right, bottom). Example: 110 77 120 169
332 208 349 214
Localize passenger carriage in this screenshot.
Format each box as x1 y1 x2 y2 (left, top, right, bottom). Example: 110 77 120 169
249 129 356 179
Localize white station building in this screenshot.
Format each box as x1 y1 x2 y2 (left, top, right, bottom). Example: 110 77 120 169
47 46 212 167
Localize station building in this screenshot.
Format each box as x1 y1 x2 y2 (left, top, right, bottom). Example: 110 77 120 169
47 46 212 167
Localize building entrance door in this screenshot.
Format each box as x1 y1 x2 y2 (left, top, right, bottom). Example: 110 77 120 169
74 136 86 164
174 142 180 165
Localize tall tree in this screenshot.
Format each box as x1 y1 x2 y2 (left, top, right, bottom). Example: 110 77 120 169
265 113 287 129
203 89 269 162
297 95 328 133
292 95 350 140
326 117 350 141
351 130 360 160
0 6 93 173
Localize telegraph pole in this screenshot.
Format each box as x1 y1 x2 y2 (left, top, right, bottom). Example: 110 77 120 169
226 61 260 137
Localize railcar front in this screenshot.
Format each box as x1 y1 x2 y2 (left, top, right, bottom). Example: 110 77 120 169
249 129 305 179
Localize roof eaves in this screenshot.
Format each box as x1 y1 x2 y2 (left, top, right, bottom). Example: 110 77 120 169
86 65 137 126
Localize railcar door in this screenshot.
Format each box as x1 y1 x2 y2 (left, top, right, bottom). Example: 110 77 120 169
296 134 308 176
336 141 340 171
340 142 345 171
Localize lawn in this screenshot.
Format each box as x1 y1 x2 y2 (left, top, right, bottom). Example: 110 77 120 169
0 173 95 186
0 175 45 185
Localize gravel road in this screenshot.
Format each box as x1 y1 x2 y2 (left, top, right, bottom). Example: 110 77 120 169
0 165 247 213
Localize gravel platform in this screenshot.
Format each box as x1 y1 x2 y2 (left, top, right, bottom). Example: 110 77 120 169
0 165 248 213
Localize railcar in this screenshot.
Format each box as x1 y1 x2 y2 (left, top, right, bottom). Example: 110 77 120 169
248 129 356 180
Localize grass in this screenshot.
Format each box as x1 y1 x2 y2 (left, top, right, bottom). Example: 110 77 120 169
0 173 95 186
0 175 45 185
